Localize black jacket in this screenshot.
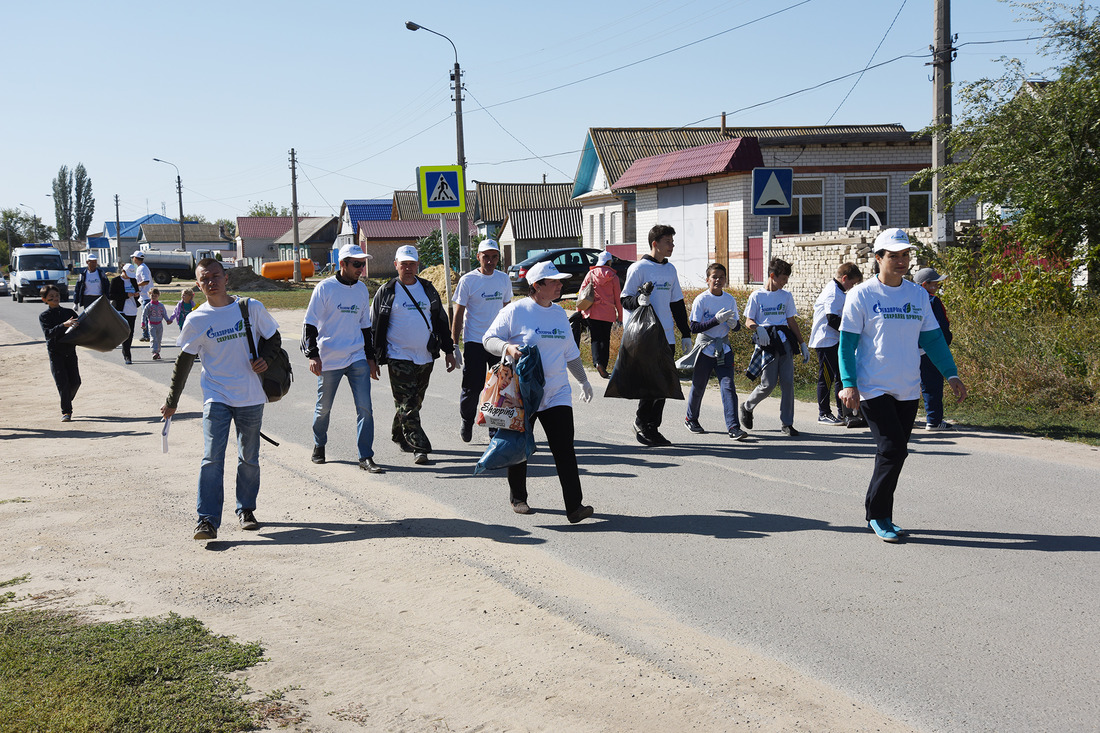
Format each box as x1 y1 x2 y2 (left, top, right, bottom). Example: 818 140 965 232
74 268 108 303
109 275 140 313
369 276 455 365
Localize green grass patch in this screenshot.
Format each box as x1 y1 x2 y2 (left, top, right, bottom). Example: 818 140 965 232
0 608 265 732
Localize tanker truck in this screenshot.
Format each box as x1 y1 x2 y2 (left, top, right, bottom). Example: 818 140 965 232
137 247 217 284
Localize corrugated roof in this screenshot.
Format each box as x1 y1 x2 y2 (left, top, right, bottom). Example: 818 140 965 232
236 216 300 240
392 190 476 221
473 182 577 224
613 137 764 190
139 223 231 244
504 208 582 240
273 216 339 244
357 219 478 239
104 214 177 239
343 199 392 234
587 125 919 190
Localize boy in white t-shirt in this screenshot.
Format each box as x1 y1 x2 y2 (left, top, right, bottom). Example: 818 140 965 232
684 263 746 440
452 239 511 442
741 257 809 436
809 262 863 426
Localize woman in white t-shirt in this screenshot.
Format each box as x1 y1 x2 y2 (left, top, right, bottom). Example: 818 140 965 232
483 260 596 524
838 228 967 543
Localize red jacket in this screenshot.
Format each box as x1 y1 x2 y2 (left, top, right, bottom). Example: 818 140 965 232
579 265 623 323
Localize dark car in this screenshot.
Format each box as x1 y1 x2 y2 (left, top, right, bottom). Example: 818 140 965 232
508 248 632 297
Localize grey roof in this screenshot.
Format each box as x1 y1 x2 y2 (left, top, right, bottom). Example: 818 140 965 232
473 182 578 224
503 207 582 240
392 190 476 221
139 223 232 244
273 216 340 244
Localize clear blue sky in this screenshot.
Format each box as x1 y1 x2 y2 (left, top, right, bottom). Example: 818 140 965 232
3 0 1047 230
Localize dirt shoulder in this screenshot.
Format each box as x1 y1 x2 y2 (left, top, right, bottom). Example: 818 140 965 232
0 314 918 732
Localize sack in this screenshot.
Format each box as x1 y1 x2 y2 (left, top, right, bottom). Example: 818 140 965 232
238 299 293 402
675 338 702 377
475 360 525 431
604 303 684 400
474 345 544 474
575 279 595 311
59 296 130 352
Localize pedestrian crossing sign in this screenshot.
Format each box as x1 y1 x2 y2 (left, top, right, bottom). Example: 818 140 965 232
417 165 466 214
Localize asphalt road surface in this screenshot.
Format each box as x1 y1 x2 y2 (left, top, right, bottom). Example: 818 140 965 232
6 298 1098 732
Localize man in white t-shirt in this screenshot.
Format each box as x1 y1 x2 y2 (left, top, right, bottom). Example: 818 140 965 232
620 224 693 446
74 254 108 309
809 262 863 426
160 258 283 542
131 251 153 341
302 243 383 474
370 245 457 465
741 257 809 436
452 239 511 442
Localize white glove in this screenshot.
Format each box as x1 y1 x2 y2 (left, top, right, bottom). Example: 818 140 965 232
452 348 463 369
681 337 692 354
580 381 594 403
636 281 654 307
753 327 771 347
800 342 810 363
714 308 733 323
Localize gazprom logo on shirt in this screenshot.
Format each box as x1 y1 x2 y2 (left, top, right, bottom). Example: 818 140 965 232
872 301 923 320
207 320 245 343
535 326 567 340
402 299 428 311
480 290 504 301
655 282 673 292
759 304 787 316
337 303 360 315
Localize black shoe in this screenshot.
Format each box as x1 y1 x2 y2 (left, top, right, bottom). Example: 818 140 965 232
393 435 415 453
846 416 867 429
567 505 594 524
728 428 748 441
193 518 217 540
684 418 704 434
511 500 533 515
359 458 385 474
311 445 325 464
413 452 430 465
740 406 753 430
650 430 672 446
460 420 473 443
634 422 656 446
238 510 259 531
818 413 842 425
781 425 800 437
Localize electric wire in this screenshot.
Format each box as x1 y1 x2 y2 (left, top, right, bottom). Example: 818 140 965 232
824 0 909 125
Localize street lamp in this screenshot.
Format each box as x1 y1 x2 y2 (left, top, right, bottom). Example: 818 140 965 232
18 202 37 243
406 20 471 273
152 158 187 253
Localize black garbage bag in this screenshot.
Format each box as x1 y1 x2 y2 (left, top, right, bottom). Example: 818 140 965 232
604 302 684 400
59 295 131 352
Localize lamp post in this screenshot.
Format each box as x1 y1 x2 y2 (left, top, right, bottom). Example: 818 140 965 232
152 158 187 253
405 20 470 273
18 202 37 243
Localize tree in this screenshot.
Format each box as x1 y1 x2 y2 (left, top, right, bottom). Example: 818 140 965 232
922 1 1100 287
73 163 94 241
52 165 73 243
247 200 308 217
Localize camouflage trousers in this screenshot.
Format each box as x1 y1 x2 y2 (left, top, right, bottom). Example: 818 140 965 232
387 359 435 453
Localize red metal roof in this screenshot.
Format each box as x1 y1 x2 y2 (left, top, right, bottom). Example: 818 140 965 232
236 216 303 239
612 137 764 190
356 219 477 239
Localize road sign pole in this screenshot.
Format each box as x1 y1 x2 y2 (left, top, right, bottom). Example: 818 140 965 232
765 216 773 269
439 214 453 321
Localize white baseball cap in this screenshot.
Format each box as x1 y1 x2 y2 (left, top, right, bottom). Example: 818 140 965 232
873 228 912 253
395 245 419 262
131 251 145 259
86 254 98 261
525 260 570 284
477 239 500 253
338 243 371 261
597 251 614 266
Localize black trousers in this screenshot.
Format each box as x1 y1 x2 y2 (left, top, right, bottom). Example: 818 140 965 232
507 405 583 513
862 394 919 521
121 315 136 361
587 318 612 369
815 345 848 417
460 341 494 426
636 342 674 430
49 349 81 415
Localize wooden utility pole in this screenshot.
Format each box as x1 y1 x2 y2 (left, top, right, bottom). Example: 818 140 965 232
115 195 122 267
290 148 302 282
932 0 955 246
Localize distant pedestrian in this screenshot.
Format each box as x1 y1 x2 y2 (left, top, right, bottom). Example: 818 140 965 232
839 229 967 543
109 265 141 365
452 239 511 442
302 243 383 473
39 284 80 421
142 288 172 360
578 250 623 379
73 254 108 310
370 245 457 465
684 263 745 440
160 258 284 541
174 288 196 332
913 267 954 431
131 251 153 341
809 262 863 427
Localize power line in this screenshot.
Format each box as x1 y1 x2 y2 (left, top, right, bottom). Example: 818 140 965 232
825 0 909 125
463 87 573 179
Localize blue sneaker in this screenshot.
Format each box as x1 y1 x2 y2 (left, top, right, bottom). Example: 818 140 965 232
886 519 906 535
869 519 900 543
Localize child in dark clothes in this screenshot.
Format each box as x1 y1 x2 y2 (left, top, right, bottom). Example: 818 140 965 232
38 284 81 421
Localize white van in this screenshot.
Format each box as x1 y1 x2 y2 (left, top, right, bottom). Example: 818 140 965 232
9 243 69 303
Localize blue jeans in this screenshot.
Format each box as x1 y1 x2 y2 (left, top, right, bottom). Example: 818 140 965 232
686 350 740 431
198 401 264 528
312 359 375 460
919 354 945 425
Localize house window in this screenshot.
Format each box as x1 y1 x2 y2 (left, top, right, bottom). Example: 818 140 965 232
908 178 932 228
844 178 888 229
610 212 619 244
778 179 823 234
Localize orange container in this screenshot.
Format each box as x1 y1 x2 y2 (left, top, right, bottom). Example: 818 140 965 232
260 259 315 280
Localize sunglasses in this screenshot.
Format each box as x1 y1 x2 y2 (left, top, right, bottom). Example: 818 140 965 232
347 260 366 269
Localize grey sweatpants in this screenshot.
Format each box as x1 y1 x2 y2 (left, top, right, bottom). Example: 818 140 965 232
742 345 795 427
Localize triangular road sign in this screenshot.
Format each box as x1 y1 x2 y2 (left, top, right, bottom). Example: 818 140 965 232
429 174 458 203
757 173 789 208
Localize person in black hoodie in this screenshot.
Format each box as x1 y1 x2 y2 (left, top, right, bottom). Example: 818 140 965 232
109 265 141 364
39 285 81 421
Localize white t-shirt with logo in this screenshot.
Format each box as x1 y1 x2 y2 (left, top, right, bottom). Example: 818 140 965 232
176 296 280 407
744 287 797 327
689 290 737 358
840 277 938 401
483 298 580 411
387 279 433 365
622 258 683 345
809 279 845 348
133 263 153 300
83 269 106 297
303 276 373 371
121 277 139 317
454 269 511 344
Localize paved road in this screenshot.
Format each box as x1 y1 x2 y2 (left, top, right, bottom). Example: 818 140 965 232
6 299 1099 732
